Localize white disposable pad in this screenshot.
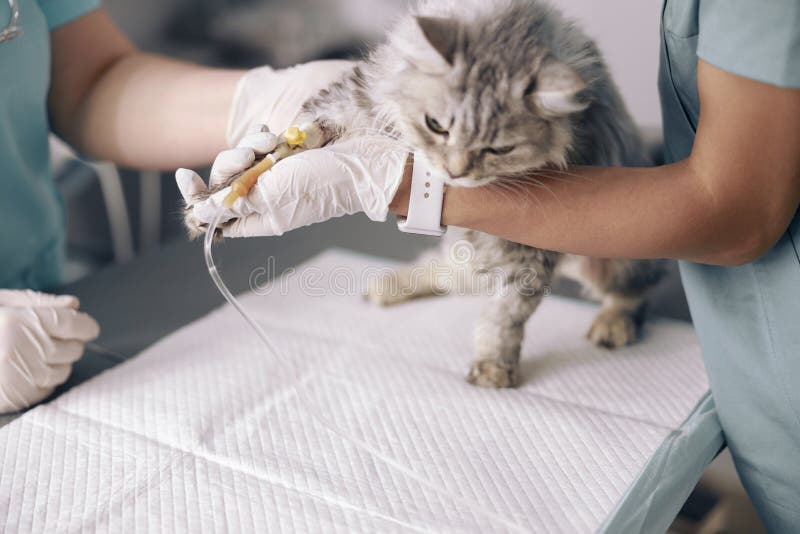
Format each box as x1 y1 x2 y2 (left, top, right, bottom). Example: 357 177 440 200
0 250 720 533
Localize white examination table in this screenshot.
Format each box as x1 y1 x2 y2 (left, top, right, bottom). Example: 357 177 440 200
0 250 723 533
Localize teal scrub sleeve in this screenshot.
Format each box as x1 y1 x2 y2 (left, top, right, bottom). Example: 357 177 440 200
37 0 101 30
698 0 800 88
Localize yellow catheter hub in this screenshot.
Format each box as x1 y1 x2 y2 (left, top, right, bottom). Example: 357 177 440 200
283 126 307 146
221 124 311 209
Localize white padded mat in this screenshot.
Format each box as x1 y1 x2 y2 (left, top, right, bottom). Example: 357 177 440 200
0 250 712 533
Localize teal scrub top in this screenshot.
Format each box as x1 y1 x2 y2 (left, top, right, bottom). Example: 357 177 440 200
659 0 800 530
0 0 99 290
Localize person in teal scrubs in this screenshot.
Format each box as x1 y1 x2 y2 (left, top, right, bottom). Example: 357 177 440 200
428 2 798 527
3 0 798 527
181 0 800 528
0 0 345 413
0 1 237 290
659 2 800 530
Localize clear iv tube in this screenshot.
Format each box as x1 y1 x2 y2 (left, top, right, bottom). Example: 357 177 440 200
204 214 526 533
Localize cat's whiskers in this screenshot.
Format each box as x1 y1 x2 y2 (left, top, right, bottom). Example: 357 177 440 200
496 170 586 208
536 167 598 184
494 175 565 208
489 179 543 208
484 181 517 204
500 167 590 185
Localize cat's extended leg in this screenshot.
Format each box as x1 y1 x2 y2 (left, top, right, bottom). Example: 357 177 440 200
366 232 480 306
365 257 451 306
181 121 335 238
572 257 664 349
467 277 547 388
183 63 371 238
300 63 381 141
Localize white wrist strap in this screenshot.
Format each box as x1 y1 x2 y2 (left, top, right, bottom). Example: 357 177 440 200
397 151 447 237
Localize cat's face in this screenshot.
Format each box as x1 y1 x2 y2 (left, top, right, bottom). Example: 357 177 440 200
381 16 588 187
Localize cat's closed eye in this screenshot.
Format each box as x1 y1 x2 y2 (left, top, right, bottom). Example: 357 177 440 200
484 145 516 156
425 114 448 135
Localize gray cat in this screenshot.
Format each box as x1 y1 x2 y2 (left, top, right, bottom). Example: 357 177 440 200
186 0 664 388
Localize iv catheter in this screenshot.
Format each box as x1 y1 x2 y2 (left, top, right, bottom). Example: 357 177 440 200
200 124 527 533
221 123 322 209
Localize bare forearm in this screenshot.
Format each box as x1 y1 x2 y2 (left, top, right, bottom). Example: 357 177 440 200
58 54 243 169
49 10 244 170
391 159 784 265
445 162 750 264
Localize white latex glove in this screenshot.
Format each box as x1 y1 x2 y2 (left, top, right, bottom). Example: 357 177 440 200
0 290 100 414
227 60 354 147
176 127 408 238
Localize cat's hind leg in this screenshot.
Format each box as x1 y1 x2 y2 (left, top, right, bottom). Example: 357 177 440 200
587 293 645 349
569 257 664 349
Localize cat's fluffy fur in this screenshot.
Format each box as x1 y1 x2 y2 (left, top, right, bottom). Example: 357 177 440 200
186 0 664 387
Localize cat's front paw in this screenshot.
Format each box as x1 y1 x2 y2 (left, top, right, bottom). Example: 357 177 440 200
183 207 208 240
182 203 226 241
467 359 517 388
587 311 637 349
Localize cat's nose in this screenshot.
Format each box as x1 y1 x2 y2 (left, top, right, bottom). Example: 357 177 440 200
445 153 473 178
445 167 466 179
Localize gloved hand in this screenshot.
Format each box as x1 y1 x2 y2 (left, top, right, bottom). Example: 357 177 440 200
176 126 409 238
227 60 354 147
0 290 100 414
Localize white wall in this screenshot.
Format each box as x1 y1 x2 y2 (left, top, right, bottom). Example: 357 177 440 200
553 0 663 130
104 0 664 129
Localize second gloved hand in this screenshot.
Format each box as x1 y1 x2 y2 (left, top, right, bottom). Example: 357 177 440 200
177 128 409 238
0 290 100 414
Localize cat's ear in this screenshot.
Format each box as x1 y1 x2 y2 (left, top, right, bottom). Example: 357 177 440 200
527 57 588 116
415 16 459 65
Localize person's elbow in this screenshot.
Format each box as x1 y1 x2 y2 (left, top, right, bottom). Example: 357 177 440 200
712 224 781 267
704 192 796 267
